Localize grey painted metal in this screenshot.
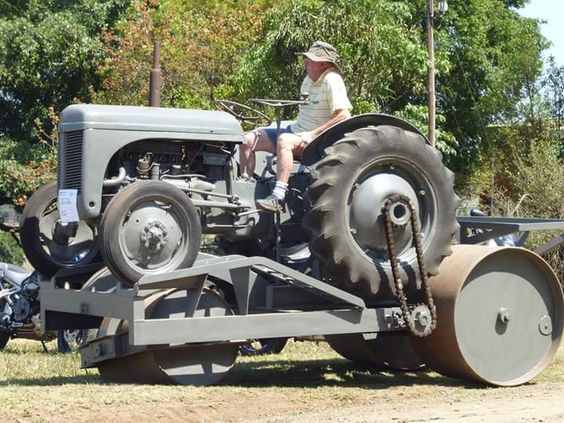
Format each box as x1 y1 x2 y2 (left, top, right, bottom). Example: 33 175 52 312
137 255 366 308
117 194 190 275
40 254 405 348
59 104 243 136
412 245 564 386
134 288 238 385
350 173 419 254
58 104 244 219
79 305 401 367
130 308 399 346
458 216 564 245
301 113 428 166
40 285 136 322
535 233 564 255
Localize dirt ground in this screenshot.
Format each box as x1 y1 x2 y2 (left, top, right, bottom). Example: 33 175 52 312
40 382 564 423
1 340 562 422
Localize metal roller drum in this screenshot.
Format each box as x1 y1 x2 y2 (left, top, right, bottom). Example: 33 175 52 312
94 286 238 385
140 288 239 386
412 245 563 386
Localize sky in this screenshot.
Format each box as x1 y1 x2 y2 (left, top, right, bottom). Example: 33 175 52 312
520 0 564 66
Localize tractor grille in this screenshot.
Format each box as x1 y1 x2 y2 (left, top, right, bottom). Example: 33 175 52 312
58 130 83 190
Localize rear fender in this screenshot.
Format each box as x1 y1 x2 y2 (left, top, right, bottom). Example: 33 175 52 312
301 113 428 166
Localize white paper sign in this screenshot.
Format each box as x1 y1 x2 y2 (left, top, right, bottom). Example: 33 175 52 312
58 189 79 223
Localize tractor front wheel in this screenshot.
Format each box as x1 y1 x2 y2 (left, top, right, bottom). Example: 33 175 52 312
99 181 201 286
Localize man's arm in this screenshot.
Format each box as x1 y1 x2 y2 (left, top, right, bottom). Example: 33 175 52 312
298 108 351 143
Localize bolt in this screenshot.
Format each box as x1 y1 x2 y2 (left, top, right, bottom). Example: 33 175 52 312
539 315 552 335
497 307 511 323
415 309 430 326
419 190 426 196
142 221 167 251
92 343 101 358
350 228 358 235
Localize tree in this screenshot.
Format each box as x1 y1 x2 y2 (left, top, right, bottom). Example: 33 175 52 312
435 0 547 178
93 0 270 108
223 0 546 167
0 0 129 139
545 57 564 150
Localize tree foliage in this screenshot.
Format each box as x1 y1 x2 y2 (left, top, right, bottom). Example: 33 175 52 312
93 0 270 108
222 0 546 166
0 232 24 266
0 0 555 194
436 0 547 178
0 0 128 139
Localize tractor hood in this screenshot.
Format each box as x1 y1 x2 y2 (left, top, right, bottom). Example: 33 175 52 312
59 104 244 140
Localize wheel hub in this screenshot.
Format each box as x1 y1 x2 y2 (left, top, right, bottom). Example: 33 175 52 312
350 173 420 253
411 304 433 335
120 203 184 269
141 221 168 252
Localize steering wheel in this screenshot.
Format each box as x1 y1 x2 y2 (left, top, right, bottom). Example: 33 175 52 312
215 100 272 128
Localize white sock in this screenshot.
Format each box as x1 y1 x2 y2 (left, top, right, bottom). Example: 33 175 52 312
272 181 288 201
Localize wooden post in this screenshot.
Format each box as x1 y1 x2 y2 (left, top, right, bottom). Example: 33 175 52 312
149 40 161 107
427 0 436 147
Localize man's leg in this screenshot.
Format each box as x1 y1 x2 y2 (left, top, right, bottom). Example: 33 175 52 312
256 132 302 212
240 130 275 177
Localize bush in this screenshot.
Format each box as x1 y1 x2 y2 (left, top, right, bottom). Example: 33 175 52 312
0 232 24 266
465 138 564 282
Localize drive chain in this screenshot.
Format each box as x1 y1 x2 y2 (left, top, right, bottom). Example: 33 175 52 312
382 194 437 337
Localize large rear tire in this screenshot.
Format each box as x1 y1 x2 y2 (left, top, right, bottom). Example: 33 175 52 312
326 332 425 371
20 182 100 277
99 181 201 286
303 126 458 300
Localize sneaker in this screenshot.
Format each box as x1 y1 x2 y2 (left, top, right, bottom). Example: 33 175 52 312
236 174 256 183
255 195 283 212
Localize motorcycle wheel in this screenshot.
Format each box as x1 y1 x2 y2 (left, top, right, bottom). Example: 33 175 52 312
57 329 96 353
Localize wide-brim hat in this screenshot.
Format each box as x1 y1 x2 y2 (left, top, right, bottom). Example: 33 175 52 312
297 41 341 72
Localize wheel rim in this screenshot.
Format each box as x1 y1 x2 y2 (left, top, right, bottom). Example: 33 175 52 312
37 198 98 267
118 199 190 274
347 159 436 268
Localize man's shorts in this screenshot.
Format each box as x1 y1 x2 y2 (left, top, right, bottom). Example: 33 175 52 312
262 125 293 145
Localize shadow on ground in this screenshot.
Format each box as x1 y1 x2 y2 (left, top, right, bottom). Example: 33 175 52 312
0 357 487 389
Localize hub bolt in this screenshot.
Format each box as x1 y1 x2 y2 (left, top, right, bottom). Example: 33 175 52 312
497 308 511 323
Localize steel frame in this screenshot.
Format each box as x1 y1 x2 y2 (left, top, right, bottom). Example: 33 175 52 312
458 216 564 253
39 254 405 366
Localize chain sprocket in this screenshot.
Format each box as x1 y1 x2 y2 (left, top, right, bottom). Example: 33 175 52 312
382 194 437 337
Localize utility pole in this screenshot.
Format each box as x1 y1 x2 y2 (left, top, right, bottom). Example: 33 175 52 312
149 40 161 107
426 0 436 147
426 0 448 147
148 0 161 107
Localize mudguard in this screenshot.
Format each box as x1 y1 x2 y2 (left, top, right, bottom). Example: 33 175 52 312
301 113 427 166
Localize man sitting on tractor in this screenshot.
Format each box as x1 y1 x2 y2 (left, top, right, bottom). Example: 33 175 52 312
239 41 353 212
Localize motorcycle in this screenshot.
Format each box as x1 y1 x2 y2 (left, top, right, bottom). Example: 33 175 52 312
0 204 87 352
0 263 56 349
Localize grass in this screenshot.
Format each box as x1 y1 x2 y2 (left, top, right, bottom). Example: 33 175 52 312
0 338 562 420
